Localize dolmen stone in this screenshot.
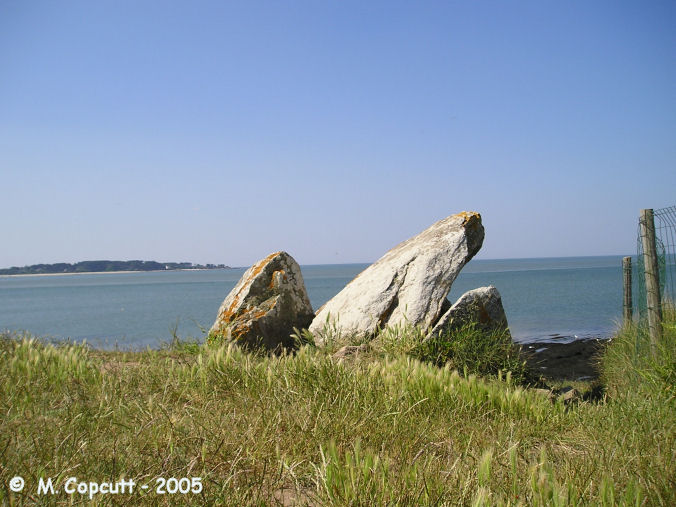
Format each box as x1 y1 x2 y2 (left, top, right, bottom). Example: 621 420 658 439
209 251 314 351
427 285 510 340
309 211 485 343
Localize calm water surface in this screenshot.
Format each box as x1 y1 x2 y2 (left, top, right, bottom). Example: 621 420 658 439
0 256 629 348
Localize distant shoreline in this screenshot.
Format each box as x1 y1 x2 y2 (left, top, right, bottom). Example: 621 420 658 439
0 268 218 278
0 260 232 276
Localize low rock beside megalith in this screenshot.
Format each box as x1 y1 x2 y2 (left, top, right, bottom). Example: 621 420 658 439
209 251 314 351
427 286 510 340
309 211 485 342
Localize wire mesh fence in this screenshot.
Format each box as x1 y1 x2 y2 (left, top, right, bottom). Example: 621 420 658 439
637 205 676 319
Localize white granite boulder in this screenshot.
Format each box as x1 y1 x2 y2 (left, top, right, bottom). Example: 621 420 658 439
209 251 314 351
427 285 510 340
309 211 485 342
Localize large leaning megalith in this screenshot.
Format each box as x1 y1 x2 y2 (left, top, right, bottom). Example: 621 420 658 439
309 211 484 342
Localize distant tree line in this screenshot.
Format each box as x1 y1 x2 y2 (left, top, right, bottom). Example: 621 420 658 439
0 260 230 275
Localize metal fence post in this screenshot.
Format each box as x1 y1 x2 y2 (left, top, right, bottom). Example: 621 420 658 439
640 209 662 354
623 256 632 325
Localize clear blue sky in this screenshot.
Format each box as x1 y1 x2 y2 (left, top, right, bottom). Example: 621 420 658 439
1 1 674 267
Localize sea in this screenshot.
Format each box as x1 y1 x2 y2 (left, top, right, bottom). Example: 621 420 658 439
0 256 631 349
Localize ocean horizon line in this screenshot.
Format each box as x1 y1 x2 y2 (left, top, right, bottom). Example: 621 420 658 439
1 254 633 277
299 253 631 267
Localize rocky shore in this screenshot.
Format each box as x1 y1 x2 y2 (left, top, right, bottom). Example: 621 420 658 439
521 339 609 381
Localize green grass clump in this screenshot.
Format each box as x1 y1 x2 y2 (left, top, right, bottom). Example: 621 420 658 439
602 305 676 400
413 323 531 385
363 321 533 388
0 313 674 505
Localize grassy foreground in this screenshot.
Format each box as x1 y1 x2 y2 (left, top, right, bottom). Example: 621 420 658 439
0 316 674 505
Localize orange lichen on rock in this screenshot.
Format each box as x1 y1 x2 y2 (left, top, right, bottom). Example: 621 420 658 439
454 210 482 226
269 269 287 289
251 252 282 278
209 251 314 351
216 251 283 323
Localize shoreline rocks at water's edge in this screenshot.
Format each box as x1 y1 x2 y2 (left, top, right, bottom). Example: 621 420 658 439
522 338 609 381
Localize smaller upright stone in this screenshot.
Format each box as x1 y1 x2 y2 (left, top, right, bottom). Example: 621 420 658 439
209 251 314 351
428 286 510 339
